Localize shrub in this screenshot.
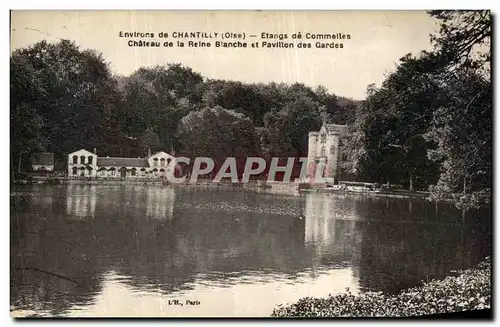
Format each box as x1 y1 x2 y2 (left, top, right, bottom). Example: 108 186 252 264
272 257 490 317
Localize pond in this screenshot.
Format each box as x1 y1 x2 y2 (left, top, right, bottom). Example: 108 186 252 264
10 184 491 317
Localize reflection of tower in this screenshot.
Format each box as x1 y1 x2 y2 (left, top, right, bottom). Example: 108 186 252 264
304 194 359 261
304 194 335 247
146 187 175 220
66 184 97 218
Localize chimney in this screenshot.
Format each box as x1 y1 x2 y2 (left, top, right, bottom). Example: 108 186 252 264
148 148 151 158
93 148 97 155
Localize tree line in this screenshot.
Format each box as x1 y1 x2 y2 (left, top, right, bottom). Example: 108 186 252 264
11 10 491 209
345 10 491 209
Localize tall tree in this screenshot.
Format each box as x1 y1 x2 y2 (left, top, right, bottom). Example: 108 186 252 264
10 40 124 158
10 103 45 173
429 10 491 76
176 106 259 163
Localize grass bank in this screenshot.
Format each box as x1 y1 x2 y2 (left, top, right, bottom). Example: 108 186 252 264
272 257 491 317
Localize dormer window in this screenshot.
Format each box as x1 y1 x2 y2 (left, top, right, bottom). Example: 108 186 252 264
320 133 327 143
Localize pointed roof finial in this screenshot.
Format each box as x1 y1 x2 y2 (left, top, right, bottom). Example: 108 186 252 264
320 106 328 126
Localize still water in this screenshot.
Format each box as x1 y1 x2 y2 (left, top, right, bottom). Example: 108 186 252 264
10 184 491 317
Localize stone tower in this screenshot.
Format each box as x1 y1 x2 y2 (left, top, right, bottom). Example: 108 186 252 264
306 121 348 183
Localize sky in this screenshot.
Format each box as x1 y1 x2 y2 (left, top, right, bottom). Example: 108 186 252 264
10 10 440 100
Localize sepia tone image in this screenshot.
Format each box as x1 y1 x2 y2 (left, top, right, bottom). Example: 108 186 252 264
10 10 491 318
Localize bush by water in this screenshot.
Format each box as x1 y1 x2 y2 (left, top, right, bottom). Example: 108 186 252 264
272 257 491 317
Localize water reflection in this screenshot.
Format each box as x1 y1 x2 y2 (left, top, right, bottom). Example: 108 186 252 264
66 185 97 218
10 185 490 317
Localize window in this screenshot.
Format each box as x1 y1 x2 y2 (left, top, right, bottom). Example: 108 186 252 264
72 167 78 175
88 156 93 165
320 133 327 143
330 145 336 157
321 146 326 157
153 158 158 166
80 156 86 165
131 169 136 176
72 156 78 164
160 158 165 166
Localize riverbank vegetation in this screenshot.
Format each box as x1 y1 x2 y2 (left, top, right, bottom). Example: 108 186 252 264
11 11 491 210
272 257 491 317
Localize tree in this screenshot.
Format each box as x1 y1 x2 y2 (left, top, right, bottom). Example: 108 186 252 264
10 40 125 158
348 54 444 188
426 72 491 209
176 106 259 163
425 10 492 209
10 103 45 173
429 10 491 77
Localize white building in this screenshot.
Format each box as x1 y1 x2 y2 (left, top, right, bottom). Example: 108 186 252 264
307 121 349 183
67 148 176 179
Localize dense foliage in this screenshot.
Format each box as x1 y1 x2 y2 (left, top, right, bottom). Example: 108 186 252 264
272 257 491 317
10 41 358 175
347 10 491 209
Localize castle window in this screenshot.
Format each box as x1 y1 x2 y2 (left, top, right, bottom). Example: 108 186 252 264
330 145 336 157
72 155 78 164
320 133 327 143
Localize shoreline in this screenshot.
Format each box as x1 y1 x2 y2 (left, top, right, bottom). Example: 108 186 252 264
12 177 432 200
272 257 491 318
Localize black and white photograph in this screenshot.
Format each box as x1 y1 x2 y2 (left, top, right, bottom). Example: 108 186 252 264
9 9 492 318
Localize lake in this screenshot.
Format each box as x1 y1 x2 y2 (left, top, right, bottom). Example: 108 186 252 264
10 184 491 317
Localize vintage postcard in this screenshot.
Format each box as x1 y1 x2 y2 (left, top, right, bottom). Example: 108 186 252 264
10 10 491 318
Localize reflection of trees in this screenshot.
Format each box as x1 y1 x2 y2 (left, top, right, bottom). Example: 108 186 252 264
11 193 105 316
352 200 491 294
112 190 307 294
12 185 491 316
11 186 310 315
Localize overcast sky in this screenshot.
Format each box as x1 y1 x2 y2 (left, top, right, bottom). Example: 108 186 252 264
10 10 439 100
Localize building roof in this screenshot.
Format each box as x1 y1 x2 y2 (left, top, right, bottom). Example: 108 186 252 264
31 152 54 166
97 157 149 167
